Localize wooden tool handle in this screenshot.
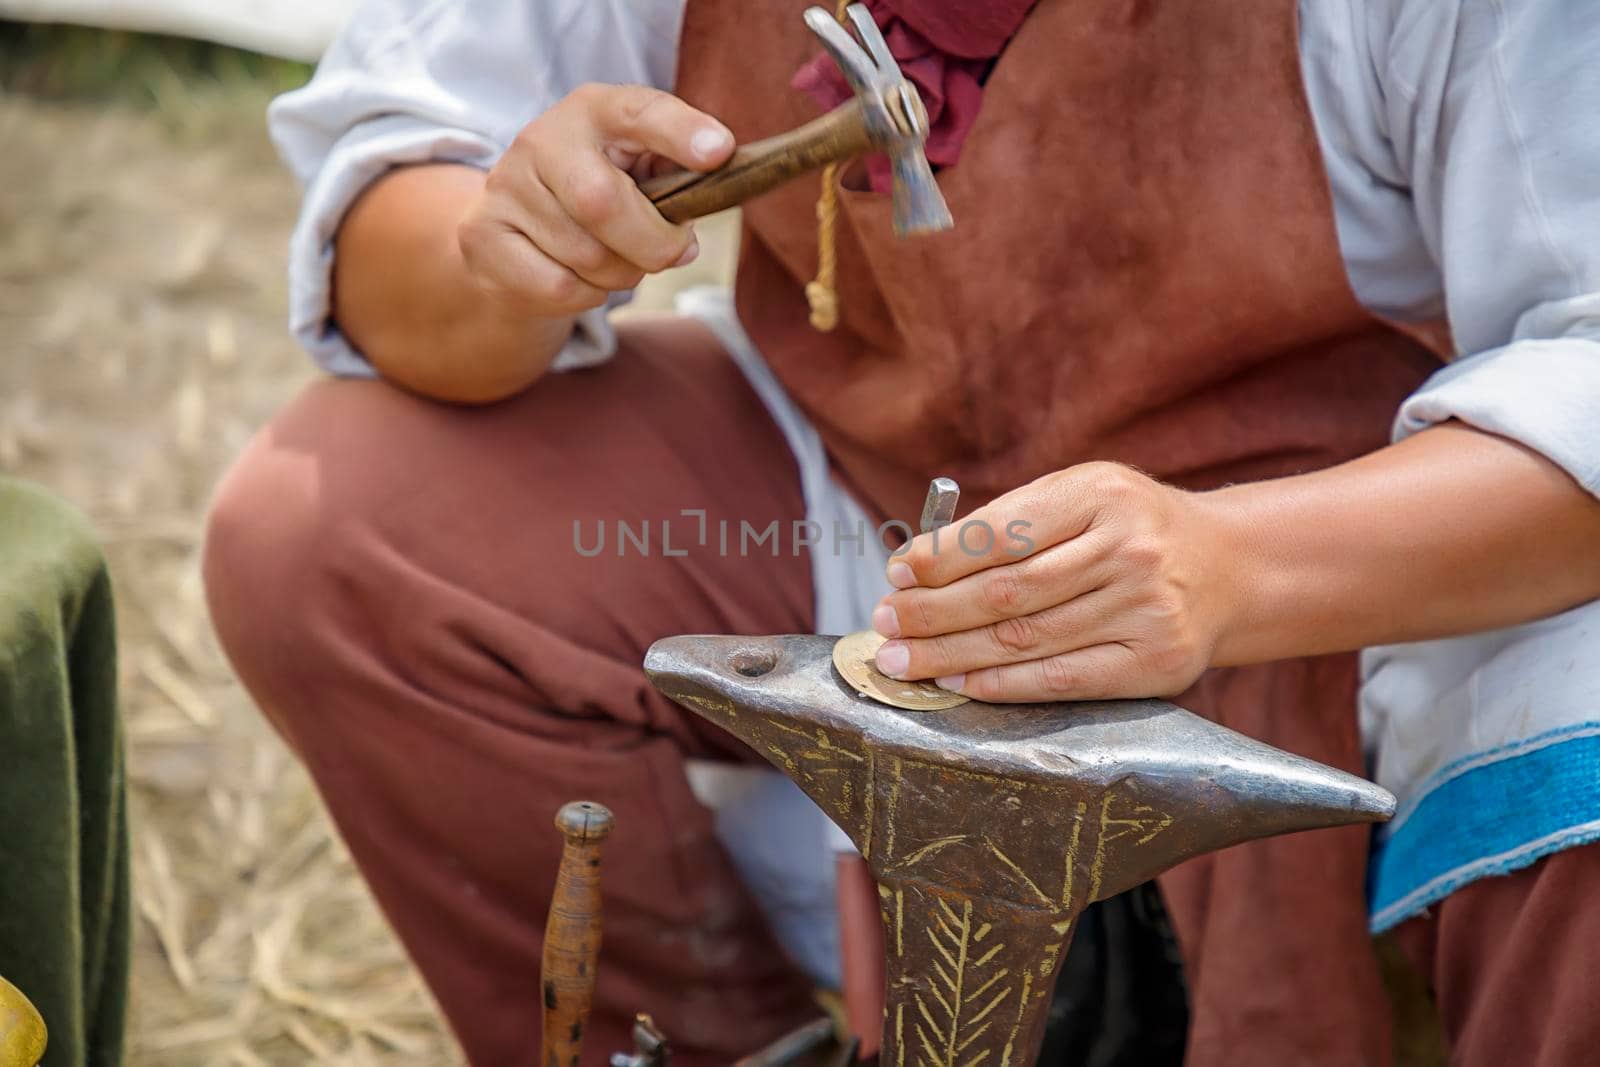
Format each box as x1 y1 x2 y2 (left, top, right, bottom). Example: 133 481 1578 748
641 98 873 223
541 801 615 1067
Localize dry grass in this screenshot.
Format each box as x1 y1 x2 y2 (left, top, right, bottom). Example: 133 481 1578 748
1 85 463 1064
0 65 735 1063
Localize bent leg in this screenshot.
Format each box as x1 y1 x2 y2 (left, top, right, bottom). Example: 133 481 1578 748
204 317 818 1065
1393 844 1600 1066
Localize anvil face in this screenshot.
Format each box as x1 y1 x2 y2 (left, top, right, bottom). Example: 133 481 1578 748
644 634 1393 1067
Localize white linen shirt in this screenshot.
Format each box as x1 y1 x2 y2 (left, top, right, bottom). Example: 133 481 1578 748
269 0 1600 966
1300 0 1600 930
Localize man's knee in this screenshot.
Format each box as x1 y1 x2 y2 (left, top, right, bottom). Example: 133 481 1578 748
203 353 810 753
204 378 429 648
202 378 642 718
203 405 334 711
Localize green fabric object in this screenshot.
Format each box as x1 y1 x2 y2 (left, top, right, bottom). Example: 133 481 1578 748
0 479 130 1067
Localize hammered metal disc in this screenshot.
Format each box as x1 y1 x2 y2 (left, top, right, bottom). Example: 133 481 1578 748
831 629 971 712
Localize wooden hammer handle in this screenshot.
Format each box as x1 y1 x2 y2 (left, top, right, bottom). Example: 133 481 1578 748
640 98 873 223
541 801 615 1067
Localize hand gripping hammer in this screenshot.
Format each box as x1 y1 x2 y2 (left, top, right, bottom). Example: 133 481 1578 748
639 5 954 236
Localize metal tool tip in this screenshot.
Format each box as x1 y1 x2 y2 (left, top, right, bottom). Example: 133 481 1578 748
919 477 960 533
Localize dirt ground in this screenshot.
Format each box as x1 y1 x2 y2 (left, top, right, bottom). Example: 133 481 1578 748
0 80 735 1065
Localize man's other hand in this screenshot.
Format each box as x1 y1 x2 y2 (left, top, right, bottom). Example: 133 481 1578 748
869 463 1229 703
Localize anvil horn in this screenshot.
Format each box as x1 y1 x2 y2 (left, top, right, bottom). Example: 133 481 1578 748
645 634 1392 1067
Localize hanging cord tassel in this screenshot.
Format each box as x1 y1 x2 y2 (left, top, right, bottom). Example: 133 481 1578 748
805 163 842 331
804 0 851 333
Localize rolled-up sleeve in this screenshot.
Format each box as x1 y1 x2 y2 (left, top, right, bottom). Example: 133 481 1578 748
269 0 684 375
1373 0 1600 496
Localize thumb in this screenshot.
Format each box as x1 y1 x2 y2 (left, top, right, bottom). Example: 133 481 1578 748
588 84 734 173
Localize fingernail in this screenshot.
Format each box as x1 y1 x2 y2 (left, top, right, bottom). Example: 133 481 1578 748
876 641 910 678
672 237 700 268
691 127 732 162
935 674 966 692
886 561 916 589
871 603 900 639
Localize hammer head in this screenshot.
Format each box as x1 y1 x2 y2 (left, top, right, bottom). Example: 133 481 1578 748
804 5 954 236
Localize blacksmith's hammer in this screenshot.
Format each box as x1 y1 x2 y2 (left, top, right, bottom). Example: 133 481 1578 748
639 5 953 236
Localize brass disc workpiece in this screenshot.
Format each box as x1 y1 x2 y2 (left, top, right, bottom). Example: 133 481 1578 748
832 629 970 712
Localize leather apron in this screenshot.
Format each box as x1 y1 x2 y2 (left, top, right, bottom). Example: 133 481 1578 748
674 1 1441 1061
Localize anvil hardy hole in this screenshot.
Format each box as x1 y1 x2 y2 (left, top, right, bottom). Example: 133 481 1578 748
728 646 779 678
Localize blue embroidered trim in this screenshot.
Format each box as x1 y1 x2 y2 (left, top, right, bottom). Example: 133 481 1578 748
1386 721 1600 832
1368 725 1600 932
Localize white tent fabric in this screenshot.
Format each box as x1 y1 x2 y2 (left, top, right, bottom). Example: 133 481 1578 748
0 0 358 61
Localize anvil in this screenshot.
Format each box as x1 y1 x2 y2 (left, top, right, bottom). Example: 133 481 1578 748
644 634 1393 1067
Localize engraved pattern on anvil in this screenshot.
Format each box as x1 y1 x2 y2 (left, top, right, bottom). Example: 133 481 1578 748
868 755 1178 912
675 691 737 720
877 883 1073 1067
759 718 875 850
913 896 1008 1067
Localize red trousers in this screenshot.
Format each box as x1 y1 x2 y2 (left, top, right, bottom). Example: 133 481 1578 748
204 318 1599 1065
